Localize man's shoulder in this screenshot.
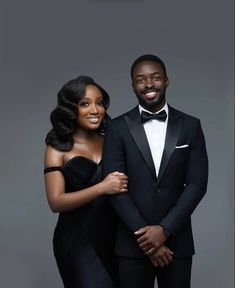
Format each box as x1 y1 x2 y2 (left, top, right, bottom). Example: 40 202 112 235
170 105 200 123
110 106 138 125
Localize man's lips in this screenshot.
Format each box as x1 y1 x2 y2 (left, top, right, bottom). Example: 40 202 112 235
143 90 160 100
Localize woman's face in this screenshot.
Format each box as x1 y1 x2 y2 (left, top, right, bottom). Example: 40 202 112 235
77 85 106 130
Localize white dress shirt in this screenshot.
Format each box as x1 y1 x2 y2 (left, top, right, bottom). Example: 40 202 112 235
139 103 169 176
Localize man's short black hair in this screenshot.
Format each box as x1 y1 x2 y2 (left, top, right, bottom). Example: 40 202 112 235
131 54 167 80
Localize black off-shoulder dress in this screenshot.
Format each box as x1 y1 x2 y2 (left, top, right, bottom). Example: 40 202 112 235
44 156 118 288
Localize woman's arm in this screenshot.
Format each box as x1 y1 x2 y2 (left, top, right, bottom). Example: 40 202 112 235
44 146 128 213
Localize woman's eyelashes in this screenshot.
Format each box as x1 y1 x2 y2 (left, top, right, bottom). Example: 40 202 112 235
79 100 104 107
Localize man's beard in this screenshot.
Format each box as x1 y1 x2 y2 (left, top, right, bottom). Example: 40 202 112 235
135 89 166 111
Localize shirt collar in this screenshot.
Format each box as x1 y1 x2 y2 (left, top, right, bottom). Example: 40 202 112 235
139 102 169 117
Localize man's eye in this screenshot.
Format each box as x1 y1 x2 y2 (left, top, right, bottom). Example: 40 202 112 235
153 76 161 81
136 79 144 84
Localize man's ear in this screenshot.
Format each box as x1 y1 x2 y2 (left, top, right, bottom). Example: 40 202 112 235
132 81 135 91
165 77 169 87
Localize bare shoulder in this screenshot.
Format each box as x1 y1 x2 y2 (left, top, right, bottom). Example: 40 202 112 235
44 145 64 168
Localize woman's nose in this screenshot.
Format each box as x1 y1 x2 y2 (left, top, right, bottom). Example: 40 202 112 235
90 104 98 114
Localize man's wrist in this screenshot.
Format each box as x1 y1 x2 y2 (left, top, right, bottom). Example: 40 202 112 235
160 226 171 239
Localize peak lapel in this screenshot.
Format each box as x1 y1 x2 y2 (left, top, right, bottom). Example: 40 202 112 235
124 107 156 179
157 107 182 184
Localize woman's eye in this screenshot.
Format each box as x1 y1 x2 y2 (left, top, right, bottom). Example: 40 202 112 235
97 101 104 106
79 102 89 107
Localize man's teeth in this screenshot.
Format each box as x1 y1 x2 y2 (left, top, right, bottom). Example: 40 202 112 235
145 92 156 96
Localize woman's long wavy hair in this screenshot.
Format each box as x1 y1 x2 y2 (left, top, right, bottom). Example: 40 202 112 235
46 75 110 151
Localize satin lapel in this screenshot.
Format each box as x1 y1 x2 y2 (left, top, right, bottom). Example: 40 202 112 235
157 107 183 184
124 107 156 179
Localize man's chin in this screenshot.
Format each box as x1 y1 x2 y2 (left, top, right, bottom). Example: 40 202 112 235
140 97 166 111
142 99 160 108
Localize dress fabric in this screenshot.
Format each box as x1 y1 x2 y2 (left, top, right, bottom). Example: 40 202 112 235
45 156 117 288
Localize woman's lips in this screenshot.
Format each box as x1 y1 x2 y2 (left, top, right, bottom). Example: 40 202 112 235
87 117 100 124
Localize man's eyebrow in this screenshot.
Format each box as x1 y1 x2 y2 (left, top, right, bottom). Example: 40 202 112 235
135 71 160 77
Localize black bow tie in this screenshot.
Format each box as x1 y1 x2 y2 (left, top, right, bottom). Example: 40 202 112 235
140 110 167 124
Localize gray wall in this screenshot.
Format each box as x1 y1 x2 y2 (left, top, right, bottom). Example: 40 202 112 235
0 0 234 287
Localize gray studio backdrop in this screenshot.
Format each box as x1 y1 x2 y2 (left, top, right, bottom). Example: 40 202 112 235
0 0 234 287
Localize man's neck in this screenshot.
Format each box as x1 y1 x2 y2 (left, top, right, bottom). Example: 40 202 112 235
139 102 168 114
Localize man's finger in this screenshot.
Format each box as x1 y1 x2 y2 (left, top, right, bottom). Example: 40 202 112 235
157 259 165 268
134 227 148 235
139 242 152 250
145 248 156 255
161 255 169 266
165 248 174 255
136 235 147 244
153 261 158 267
164 252 173 262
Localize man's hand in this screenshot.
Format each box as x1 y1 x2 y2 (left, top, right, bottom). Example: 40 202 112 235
149 245 174 268
134 225 167 254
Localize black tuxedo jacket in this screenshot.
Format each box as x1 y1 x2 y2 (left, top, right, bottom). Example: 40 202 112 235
102 105 208 258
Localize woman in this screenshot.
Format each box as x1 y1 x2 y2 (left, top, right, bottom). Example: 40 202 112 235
44 75 128 288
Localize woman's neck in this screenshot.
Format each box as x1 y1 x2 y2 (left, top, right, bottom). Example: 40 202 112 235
73 128 98 143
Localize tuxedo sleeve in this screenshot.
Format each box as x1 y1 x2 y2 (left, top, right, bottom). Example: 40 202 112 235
160 120 208 235
102 121 148 232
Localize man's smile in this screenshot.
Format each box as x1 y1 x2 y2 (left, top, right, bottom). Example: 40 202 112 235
143 89 160 100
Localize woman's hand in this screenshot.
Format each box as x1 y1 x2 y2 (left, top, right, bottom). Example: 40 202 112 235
101 172 128 195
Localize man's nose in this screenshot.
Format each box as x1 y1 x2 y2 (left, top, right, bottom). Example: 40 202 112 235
145 78 154 88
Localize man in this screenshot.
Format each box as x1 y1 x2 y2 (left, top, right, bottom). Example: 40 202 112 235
102 54 208 288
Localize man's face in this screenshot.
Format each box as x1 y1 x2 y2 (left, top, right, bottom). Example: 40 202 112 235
132 60 169 113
